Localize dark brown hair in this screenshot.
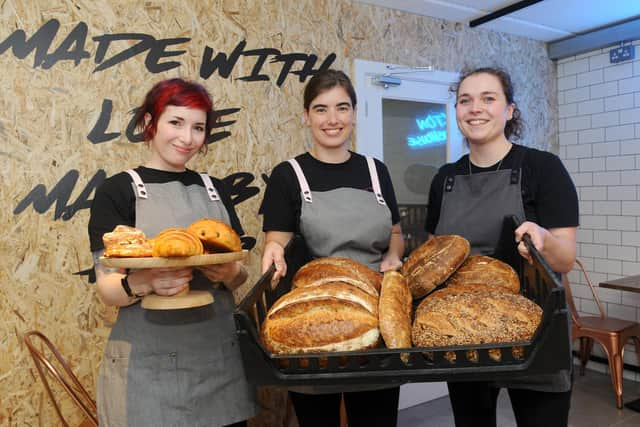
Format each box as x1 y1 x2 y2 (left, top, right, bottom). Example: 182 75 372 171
451 67 523 141
303 69 357 110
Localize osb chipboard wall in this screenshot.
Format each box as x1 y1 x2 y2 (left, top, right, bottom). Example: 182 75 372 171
0 0 555 425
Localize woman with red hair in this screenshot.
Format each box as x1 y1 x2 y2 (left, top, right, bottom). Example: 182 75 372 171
88 78 257 426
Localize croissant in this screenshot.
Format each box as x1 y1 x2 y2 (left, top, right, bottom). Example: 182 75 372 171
151 228 204 257
187 218 241 253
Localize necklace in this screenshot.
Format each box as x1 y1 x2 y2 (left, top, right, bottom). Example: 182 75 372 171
468 155 505 175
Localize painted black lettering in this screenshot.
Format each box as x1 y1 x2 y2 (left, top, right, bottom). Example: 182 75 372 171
93 33 154 72
41 21 90 69
125 107 145 143
236 47 281 82
87 99 121 144
208 107 241 144
222 172 259 206
144 37 189 73
13 169 107 221
0 19 59 68
292 52 337 82
199 40 246 79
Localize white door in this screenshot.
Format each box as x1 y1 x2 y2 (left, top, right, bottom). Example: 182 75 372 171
354 59 462 408
354 59 466 206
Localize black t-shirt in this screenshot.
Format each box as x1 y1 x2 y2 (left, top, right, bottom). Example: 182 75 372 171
425 144 579 233
88 166 243 252
260 151 401 234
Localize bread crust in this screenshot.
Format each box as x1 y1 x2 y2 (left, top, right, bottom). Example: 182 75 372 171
261 283 380 354
292 257 382 296
445 255 520 294
402 235 470 299
379 271 412 359
411 290 541 347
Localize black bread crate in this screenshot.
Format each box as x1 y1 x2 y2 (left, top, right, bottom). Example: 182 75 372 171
234 220 571 386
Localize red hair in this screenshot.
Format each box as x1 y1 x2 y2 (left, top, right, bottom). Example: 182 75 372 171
133 78 214 142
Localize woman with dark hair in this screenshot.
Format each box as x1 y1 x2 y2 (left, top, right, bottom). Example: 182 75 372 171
260 69 405 426
425 67 578 427
88 78 257 426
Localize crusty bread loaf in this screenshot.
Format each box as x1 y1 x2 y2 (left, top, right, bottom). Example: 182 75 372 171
103 225 153 257
187 218 241 253
379 271 412 362
402 235 470 299
151 228 204 257
411 290 541 347
292 257 382 296
261 281 380 354
445 255 520 294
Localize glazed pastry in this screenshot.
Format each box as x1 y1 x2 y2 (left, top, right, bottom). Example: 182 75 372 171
103 225 153 257
187 218 241 253
151 228 204 257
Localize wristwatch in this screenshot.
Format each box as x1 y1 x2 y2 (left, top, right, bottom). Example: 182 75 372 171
121 274 144 298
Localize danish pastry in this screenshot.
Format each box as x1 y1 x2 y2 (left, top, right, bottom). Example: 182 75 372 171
103 225 153 257
187 218 241 253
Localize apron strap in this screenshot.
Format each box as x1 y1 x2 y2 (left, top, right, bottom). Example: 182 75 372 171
366 156 386 205
287 159 312 203
198 173 221 202
125 169 148 199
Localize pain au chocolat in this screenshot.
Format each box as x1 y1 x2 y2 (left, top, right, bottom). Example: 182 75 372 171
187 218 242 253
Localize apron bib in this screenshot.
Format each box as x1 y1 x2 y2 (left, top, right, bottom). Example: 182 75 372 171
97 170 257 427
435 149 525 258
289 156 391 271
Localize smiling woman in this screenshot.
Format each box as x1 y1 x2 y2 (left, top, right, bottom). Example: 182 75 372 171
425 66 579 427
87 78 257 426
259 69 406 426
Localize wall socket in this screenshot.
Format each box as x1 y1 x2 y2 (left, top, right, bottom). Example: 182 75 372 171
609 45 635 63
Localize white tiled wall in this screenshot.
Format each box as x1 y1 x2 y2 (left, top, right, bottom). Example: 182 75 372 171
558 40 640 381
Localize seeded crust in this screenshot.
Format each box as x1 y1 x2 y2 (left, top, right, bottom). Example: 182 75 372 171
411 290 541 347
445 255 520 294
402 235 470 299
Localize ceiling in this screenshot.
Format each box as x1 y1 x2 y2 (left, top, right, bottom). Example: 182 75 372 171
354 0 640 43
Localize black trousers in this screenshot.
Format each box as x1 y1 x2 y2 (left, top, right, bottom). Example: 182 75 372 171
447 382 572 427
290 387 400 427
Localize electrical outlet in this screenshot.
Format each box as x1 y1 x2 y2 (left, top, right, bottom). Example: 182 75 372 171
609 45 635 63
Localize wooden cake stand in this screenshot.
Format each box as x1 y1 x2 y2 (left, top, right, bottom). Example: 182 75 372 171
100 250 249 310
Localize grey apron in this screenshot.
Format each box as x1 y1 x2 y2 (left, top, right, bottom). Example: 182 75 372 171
288 156 392 393
434 149 571 392
97 170 257 426
289 156 391 271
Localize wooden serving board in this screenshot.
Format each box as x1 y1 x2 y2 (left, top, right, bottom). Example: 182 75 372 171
100 249 248 268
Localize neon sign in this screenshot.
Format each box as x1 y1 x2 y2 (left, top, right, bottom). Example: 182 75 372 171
408 111 447 148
